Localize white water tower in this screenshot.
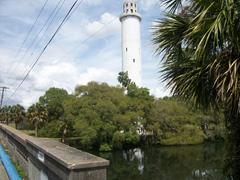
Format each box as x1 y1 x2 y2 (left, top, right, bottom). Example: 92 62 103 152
120 0 142 86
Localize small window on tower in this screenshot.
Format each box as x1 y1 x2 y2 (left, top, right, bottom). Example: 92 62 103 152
135 4 136 7
126 3 128 7
131 3 133 6
126 48 128 51
133 59 135 63
131 9 133 13
127 9 129 13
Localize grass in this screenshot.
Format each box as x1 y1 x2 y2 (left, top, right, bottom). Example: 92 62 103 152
20 130 35 136
12 160 27 179
8 123 35 136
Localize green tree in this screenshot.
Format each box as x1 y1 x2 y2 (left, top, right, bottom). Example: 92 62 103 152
127 83 154 101
73 82 148 149
27 103 48 137
0 106 11 125
146 98 224 145
152 0 240 176
118 72 132 88
118 72 154 101
39 88 69 121
11 104 25 129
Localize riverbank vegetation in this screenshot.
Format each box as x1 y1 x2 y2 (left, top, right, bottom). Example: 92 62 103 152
0 73 225 151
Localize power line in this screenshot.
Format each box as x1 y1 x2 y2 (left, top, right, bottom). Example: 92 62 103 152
64 0 84 25
58 0 143 61
11 0 84 87
6 0 49 75
23 0 84 63
6 0 83 103
15 0 49 58
7 0 64 79
30 0 66 55
58 15 118 62
19 0 64 63
24 0 84 70
6 0 145 103
18 0 66 77
9 0 83 82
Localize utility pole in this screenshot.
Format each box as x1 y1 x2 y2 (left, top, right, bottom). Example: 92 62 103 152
0 87 9 109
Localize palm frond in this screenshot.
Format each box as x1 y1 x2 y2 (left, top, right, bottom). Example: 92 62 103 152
152 0 240 114
161 0 183 13
152 14 189 56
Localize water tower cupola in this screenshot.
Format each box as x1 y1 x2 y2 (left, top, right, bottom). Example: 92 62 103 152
121 0 141 21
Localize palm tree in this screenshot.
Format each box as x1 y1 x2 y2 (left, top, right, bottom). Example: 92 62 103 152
1 106 11 125
118 72 132 88
11 105 25 129
0 108 5 123
27 103 48 137
152 0 240 177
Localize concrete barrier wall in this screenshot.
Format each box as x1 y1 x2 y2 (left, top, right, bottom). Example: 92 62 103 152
0 124 109 180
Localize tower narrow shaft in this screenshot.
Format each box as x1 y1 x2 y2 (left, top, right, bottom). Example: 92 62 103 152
120 0 142 85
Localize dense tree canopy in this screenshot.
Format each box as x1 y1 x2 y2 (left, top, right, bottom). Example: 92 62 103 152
0 82 224 151
39 87 68 121
36 83 224 151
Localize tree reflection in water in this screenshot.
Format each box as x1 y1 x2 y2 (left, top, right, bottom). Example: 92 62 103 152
122 148 144 174
98 143 235 180
224 139 240 179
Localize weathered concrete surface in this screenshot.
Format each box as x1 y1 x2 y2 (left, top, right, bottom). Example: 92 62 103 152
27 138 109 169
0 124 109 180
27 138 109 180
0 161 9 180
0 125 29 174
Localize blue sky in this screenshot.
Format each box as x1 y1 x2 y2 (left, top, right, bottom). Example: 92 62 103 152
0 0 170 107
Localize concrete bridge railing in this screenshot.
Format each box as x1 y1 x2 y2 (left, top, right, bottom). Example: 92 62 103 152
0 124 109 180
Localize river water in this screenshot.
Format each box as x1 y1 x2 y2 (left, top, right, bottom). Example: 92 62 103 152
96 143 228 180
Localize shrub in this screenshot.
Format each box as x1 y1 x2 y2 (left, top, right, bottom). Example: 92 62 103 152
125 132 140 145
38 120 62 138
99 143 112 152
161 125 206 145
112 131 125 149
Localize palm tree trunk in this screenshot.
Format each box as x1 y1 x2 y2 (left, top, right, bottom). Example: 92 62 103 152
35 123 38 137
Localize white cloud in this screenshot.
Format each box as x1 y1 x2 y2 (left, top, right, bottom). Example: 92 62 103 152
0 0 169 107
150 87 171 98
76 67 116 85
32 62 79 90
85 0 103 6
86 12 120 38
140 0 161 11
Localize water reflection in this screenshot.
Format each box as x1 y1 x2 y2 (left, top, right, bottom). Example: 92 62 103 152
123 148 144 174
192 169 219 178
224 140 240 179
98 143 230 180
